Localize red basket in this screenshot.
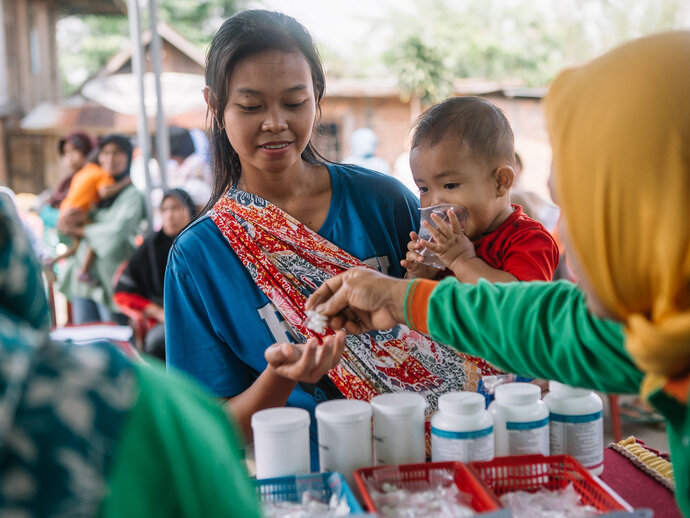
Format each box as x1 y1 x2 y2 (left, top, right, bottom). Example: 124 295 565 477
354 461 501 514
469 454 627 512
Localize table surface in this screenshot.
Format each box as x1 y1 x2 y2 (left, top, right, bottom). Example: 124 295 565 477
249 445 682 516
600 448 681 518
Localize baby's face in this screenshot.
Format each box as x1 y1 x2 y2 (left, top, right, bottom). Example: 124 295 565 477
410 139 511 240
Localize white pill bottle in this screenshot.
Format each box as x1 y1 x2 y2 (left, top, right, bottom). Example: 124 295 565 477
251 407 310 479
316 399 372 485
431 391 494 463
371 393 426 466
544 381 604 475
489 382 549 457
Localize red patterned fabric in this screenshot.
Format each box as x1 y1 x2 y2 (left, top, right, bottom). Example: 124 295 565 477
210 189 484 412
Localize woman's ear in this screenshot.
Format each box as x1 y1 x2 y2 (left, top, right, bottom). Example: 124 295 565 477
203 86 217 115
495 165 515 197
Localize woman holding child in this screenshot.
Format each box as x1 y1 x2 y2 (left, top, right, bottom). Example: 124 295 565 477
57 134 145 324
307 31 690 516
164 9 557 468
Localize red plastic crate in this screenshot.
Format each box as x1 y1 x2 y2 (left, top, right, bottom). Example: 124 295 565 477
354 461 501 514
469 454 627 512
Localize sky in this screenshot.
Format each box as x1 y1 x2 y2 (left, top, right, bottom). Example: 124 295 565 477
248 0 399 58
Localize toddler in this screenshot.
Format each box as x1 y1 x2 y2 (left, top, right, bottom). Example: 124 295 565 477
403 96 559 283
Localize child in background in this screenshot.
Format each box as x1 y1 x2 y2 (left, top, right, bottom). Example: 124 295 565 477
55 155 132 282
403 96 559 283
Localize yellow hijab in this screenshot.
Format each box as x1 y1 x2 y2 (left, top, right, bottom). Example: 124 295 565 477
544 31 690 398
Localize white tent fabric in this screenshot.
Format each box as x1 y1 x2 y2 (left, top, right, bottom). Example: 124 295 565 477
81 72 205 117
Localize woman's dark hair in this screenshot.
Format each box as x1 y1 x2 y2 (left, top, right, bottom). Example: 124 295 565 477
168 127 195 160
202 9 327 214
411 96 515 168
58 132 96 157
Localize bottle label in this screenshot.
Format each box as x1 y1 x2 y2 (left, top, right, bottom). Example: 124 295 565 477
431 426 494 462
506 417 549 455
550 411 603 469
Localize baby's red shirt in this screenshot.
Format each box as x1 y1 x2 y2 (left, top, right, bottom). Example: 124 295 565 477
473 204 559 281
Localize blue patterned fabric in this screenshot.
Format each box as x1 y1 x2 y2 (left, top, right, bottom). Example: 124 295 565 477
0 194 137 517
0 194 49 331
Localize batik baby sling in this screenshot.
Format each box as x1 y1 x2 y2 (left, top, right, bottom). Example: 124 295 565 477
210 188 484 417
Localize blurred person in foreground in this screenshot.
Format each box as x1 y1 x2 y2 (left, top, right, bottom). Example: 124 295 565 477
303 31 690 516
0 191 260 517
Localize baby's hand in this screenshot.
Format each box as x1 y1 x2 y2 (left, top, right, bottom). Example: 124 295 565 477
417 209 476 271
401 231 441 279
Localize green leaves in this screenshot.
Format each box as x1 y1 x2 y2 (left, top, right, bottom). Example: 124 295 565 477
385 36 452 104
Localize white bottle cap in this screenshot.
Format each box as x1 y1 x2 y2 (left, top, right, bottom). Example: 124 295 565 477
251 407 310 433
371 393 426 416
495 382 541 405
438 391 485 416
316 399 372 424
548 380 592 397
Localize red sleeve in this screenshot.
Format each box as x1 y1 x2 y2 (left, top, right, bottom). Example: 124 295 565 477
501 226 560 281
113 291 152 312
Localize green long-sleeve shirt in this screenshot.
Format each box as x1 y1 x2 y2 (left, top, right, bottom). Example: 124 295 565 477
405 278 689 516
100 360 262 518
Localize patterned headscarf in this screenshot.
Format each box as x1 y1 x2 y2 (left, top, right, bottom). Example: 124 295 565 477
0 190 50 332
544 31 690 396
0 190 136 515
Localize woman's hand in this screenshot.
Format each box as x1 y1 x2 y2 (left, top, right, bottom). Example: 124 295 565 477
265 331 346 383
143 303 165 323
306 267 411 334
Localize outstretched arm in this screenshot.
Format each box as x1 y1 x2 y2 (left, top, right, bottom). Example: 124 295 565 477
227 332 346 439
308 270 642 394
97 176 132 200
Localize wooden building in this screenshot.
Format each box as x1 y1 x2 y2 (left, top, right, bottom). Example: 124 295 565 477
3 10 205 195
0 0 126 193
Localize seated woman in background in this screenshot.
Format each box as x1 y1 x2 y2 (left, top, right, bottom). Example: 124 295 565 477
114 188 195 360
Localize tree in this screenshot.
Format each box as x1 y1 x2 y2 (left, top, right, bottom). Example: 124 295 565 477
379 0 689 88
57 0 242 95
384 35 453 120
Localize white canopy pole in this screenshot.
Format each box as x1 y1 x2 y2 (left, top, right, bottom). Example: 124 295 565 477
126 0 153 227
148 0 169 190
